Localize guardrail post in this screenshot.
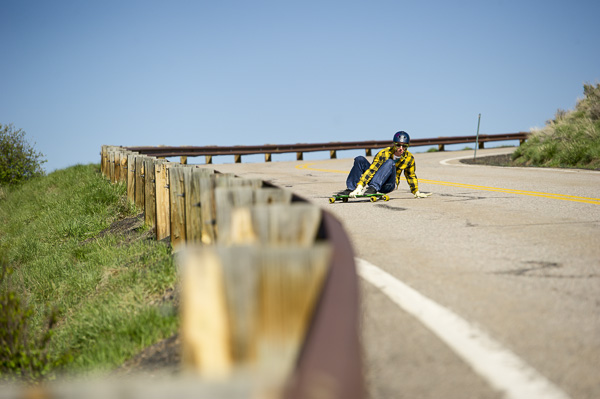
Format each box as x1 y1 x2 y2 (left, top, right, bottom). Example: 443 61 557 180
127 154 136 204
366 148 372 156
265 153 272 162
296 152 303 161
330 150 337 159
234 154 242 163
169 166 190 251
185 168 215 245
180 156 188 165
205 155 213 164
155 162 171 241
438 144 445 151
135 156 148 211
144 158 158 234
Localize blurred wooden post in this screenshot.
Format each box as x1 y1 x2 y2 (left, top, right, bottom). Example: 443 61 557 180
296 152 303 161
265 153 272 162
214 187 255 245
205 155 213 164
198 175 216 244
180 248 234 377
330 150 337 159
234 154 242 163
179 245 331 379
253 187 292 205
438 144 445 151
250 203 321 246
365 148 372 156
185 168 214 245
181 156 188 165
169 166 190 250
154 162 171 241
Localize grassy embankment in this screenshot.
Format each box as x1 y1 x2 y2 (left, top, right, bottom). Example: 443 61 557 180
0 164 177 381
512 83 600 170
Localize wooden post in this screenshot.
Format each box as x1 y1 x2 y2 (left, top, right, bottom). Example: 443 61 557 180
119 153 128 183
144 158 158 234
169 166 190 251
214 187 255 245
181 156 188 165
135 156 146 210
100 145 107 177
185 168 214 245
265 153 272 162
109 151 116 183
127 154 136 204
199 175 216 244
205 155 213 164
250 203 321 246
365 148 372 156
330 150 337 159
478 141 485 149
438 144 445 151
180 247 233 377
296 152 303 161
234 154 242 163
253 187 292 205
155 162 171 241
114 151 122 183
179 244 331 379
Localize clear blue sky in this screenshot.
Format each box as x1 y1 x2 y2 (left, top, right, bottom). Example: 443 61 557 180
1 0 599 172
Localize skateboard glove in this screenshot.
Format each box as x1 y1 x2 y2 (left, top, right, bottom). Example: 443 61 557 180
414 190 432 198
349 184 366 198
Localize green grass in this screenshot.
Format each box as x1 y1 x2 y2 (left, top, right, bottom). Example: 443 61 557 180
513 83 600 170
0 164 177 380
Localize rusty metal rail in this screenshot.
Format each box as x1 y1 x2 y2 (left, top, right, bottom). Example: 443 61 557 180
125 132 529 163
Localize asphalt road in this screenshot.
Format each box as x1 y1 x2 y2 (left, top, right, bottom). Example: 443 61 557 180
199 147 600 399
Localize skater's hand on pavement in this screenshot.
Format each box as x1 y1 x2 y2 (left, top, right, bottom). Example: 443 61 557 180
350 184 365 198
414 191 432 198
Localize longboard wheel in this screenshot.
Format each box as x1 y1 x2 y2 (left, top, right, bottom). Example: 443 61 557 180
383 195 390 201
342 197 349 203
370 196 377 202
329 197 336 203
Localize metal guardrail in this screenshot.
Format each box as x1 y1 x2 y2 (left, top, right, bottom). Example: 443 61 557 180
125 132 530 163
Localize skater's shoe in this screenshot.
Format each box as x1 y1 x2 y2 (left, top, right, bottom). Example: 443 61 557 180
337 188 352 195
364 186 378 195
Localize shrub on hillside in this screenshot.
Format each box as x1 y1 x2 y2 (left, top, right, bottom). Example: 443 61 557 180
0 260 72 382
0 124 46 186
513 83 600 169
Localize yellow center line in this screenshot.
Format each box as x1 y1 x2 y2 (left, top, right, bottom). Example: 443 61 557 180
295 161 600 205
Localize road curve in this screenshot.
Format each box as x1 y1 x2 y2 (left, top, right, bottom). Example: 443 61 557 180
198 147 600 399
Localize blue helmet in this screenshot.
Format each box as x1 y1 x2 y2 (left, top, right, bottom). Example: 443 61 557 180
393 131 410 145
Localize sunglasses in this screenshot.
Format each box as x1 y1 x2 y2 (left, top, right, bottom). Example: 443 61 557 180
394 143 408 149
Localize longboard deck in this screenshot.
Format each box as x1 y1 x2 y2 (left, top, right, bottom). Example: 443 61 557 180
329 193 390 203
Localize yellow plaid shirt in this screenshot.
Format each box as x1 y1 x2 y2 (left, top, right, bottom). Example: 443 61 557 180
357 146 419 194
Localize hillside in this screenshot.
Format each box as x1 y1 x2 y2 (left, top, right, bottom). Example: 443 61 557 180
512 83 600 170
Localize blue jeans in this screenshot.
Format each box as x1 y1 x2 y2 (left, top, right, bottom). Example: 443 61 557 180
346 156 396 193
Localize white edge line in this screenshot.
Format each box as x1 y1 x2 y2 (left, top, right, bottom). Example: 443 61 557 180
356 258 571 399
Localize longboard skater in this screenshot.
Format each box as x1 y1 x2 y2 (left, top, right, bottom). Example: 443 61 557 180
331 130 432 202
